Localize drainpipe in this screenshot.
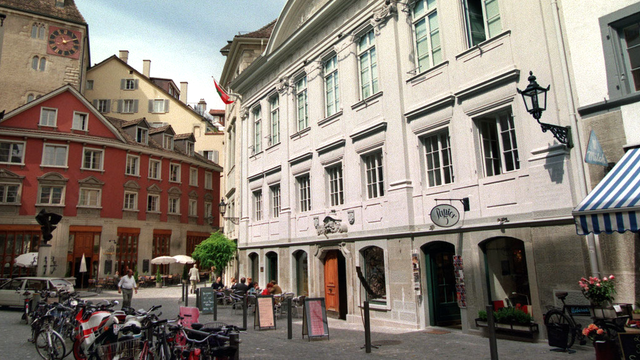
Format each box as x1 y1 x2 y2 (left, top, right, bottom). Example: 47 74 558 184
550 0 601 277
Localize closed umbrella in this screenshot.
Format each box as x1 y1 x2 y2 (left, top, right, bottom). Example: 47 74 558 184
173 255 195 264
79 254 87 289
151 256 177 265
14 252 38 268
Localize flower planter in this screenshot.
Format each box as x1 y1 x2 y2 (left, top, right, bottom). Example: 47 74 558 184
594 340 617 360
475 318 539 335
155 282 162 288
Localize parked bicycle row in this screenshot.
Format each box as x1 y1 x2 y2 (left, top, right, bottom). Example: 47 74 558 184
24 289 240 360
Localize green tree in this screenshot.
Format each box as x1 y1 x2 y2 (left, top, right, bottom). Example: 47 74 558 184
191 231 237 277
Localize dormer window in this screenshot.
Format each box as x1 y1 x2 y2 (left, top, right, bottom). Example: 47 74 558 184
186 142 194 156
163 134 174 150
136 127 148 144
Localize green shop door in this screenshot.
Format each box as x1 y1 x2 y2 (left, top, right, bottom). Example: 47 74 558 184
425 242 461 326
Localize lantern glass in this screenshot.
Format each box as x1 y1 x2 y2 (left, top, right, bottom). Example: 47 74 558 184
218 199 227 217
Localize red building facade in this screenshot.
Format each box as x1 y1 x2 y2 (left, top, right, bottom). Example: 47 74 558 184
0 85 221 284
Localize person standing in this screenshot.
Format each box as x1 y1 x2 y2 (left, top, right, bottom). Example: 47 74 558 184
117 269 138 309
189 264 200 294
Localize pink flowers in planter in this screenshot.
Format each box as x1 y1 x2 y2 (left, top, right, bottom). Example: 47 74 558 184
579 275 616 305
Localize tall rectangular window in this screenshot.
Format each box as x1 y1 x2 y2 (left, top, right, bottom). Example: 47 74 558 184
253 106 262 153
204 201 212 219
72 112 88 130
97 99 110 113
0 142 25 164
327 164 344 206
124 192 138 210
363 151 384 199
423 131 454 187
163 134 174 150
324 55 340 117
464 0 502 47
42 144 67 167
170 163 181 182
413 0 442 73
358 30 379 99
0 184 19 204
270 184 281 218
168 197 180 214
478 109 519 177
189 199 198 217
189 167 198 186
147 194 160 212
149 159 161 180
296 76 308 131
39 108 57 127
204 172 213 189
136 127 148 144
79 188 101 207
82 148 103 170
270 95 280 145
38 186 64 205
122 99 137 113
253 190 263 221
125 155 140 176
297 174 311 212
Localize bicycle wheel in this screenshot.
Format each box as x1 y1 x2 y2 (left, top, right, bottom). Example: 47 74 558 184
35 329 66 360
544 309 576 349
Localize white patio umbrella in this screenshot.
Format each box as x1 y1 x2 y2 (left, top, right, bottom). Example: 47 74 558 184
79 253 87 289
151 256 177 265
173 255 195 264
14 252 38 268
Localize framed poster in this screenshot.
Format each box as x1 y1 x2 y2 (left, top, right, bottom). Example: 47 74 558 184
254 295 276 330
302 297 329 340
453 255 466 308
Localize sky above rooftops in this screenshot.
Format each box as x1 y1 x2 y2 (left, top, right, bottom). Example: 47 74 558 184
75 0 286 110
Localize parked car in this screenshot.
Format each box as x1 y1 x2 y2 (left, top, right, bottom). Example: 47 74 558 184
0 277 75 307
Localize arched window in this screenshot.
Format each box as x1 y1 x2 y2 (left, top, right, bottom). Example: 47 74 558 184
27 94 35 103
38 26 45 39
265 251 278 284
39 57 46 71
31 24 38 38
360 246 386 304
293 250 308 296
480 237 531 309
32 56 39 70
248 252 259 282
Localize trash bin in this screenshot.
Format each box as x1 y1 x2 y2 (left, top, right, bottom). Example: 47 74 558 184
547 323 571 349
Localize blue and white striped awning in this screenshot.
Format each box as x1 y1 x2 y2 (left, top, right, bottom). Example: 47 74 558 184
573 148 640 235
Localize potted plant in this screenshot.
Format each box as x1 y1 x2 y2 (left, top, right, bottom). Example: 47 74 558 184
156 268 162 288
582 324 617 360
475 306 538 334
633 302 640 320
579 275 616 318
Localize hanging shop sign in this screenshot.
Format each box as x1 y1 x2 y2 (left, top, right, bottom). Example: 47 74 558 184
430 204 460 228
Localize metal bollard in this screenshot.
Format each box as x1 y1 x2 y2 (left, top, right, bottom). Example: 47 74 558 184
364 301 372 353
213 291 217 321
185 284 189 307
230 332 240 360
287 297 292 339
487 305 499 360
181 282 185 302
242 294 247 330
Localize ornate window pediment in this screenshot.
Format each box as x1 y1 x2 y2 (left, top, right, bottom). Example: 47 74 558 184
37 172 68 185
78 176 105 189
168 186 182 196
123 180 140 191
147 184 162 194
188 190 198 199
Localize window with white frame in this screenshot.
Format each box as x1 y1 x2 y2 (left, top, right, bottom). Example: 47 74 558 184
123 79 137 90
125 154 140 176
270 95 280 145
149 159 161 180
297 174 311 212
0 184 20 204
363 151 384 199
204 201 212 219
601 9 640 97
147 194 160 212
82 148 104 171
204 172 213 189
477 109 519 177
39 108 57 127
203 150 219 163
270 184 280 218
96 99 110 113
252 106 262 153
169 163 181 182
86 80 94 90
358 30 379 99
189 199 198 217
412 0 442 73
42 144 67 167
327 164 344 206
296 76 309 131
324 55 340 117
136 127 148 144
0 141 25 164
189 167 198 186
619 21 640 92
168 197 180 214
253 190 263 221
185 142 194 156
163 134 174 150
121 99 138 114
151 99 168 113
78 188 101 207
38 185 64 205
361 246 387 305
423 130 454 187
124 191 138 210
463 0 502 47
72 112 88 131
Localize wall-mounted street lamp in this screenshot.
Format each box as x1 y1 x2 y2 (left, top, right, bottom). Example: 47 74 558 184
218 198 239 225
518 71 573 148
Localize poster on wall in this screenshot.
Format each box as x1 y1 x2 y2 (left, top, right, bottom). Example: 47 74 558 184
411 250 421 295
453 255 466 308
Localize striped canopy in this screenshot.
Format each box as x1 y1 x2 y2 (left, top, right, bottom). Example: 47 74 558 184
572 148 640 235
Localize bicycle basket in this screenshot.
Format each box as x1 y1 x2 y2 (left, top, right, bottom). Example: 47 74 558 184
97 338 141 360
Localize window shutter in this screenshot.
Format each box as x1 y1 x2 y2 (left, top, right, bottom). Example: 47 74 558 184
120 79 125 90
133 100 139 113
213 150 219 164
164 100 170 113
93 99 98 109
149 100 154 113
117 100 123 113
134 79 139 89
105 100 111 113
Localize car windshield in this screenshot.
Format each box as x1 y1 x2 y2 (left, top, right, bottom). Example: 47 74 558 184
50 279 71 287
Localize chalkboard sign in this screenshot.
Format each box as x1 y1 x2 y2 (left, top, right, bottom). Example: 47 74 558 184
619 333 640 359
198 287 215 314
254 295 276 330
104 260 112 275
142 259 149 274
302 297 329 340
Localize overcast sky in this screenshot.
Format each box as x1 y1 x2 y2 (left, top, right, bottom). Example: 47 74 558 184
74 0 287 110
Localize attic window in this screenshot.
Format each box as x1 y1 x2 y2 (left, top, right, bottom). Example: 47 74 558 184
163 134 174 150
186 142 194 156
136 127 148 144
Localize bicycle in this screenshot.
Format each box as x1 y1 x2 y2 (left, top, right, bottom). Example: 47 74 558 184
34 320 66 360
543 291 625 351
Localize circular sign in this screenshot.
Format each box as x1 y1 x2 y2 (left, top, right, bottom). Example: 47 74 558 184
430 204 460 228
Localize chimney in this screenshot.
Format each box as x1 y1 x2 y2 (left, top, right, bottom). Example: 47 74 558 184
180 82 188 103
143 60 151 77
119 50 129 64
197 99 207 115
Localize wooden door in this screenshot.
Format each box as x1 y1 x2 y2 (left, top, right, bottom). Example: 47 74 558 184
324 251 339 312
73 232 94 288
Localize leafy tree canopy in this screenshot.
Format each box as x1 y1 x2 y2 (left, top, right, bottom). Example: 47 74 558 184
191 231 236 276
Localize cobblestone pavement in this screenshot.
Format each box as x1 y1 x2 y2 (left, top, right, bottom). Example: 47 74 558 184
0 283 597 359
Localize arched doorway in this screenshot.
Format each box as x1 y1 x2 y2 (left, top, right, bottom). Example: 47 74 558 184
293 250 308 296
423 241 460 327
248 252 259 283
323 250 347 319
265 251 278 283
480 237 531 309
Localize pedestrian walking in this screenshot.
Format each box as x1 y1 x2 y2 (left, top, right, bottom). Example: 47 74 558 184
117 269 138 309
189 264 200 294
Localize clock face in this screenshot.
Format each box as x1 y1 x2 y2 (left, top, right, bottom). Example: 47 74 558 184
47 27 81 59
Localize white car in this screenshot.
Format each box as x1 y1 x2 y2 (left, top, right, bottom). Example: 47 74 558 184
0 277 75 307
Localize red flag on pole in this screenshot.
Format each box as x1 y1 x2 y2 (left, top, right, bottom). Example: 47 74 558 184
214 78 234 104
